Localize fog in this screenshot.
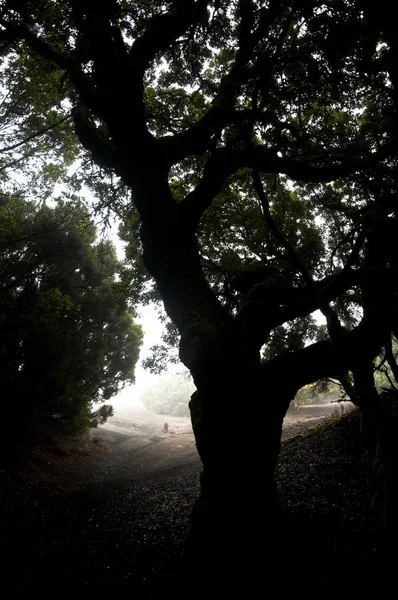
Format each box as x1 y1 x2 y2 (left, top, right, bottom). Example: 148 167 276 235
106 296 345 440
112 303 176 409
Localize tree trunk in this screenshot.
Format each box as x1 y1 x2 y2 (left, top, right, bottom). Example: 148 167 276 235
181 350 288 592
374 396 398 557
136 187 291 588
353 364 398 559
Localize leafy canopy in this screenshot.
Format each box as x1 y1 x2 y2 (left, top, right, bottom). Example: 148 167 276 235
0 195 143 434
0 1 397 393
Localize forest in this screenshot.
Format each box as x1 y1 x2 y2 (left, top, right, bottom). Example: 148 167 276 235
1 0 398 595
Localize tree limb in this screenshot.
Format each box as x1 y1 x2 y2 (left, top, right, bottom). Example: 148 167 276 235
252 170 312 284
261 318 385 402
72 106 118 170
230 146 369 181
158 1 292 164
0 20 96 108
385 334 398 384
252 169 345 337
159 108 301 164
179 145 375 233
238 266 398 348
0 116 70 154
129 1 210 75
179 151 231 230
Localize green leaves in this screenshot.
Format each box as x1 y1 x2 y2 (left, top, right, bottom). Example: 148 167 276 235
0 195 143 434
0 51 80 198
1 0 398 388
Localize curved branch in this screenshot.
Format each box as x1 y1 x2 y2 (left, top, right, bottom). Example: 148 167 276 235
329 225 367 271
72 106 118 170
237 266 398 348
160 108 301 165
179 145 375 234
158 2 294 164
178 151 231 230
0 116 70 154
129 1 210 75
1 20 96 107
252 170 312 284
252 170 344 336
385 334 398 384
261 318 385 403
232 146 367 182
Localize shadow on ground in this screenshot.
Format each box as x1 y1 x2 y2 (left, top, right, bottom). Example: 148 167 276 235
1 402 384 596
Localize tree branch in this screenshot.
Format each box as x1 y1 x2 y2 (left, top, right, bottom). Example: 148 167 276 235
0 116 70 154
129 1 210 75
329 224 366 271
0 147 37 172
231 146 366 182
159 108 301 165
179 145 374 233
0 20 96 108
261 318 385 402
252 169 345 337
178 151 231 230
158 1 293 164
72 106 118 170
237 266 398 348
385 334 398 384
252 170 312 284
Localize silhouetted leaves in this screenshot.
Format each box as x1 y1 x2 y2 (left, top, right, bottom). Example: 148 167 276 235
0 196 143 435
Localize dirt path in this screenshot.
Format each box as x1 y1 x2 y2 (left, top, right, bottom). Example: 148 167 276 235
89 400 350 476
282 401 350 439
67 401 349 488
1 401 352 597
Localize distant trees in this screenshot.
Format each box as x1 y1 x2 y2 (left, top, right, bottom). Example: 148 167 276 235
141 373 194 418
0 195 143 437
292 379 340 410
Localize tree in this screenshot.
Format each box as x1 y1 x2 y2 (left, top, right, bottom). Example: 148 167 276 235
0 195 143 437
141 373 194 418
1 0 398 587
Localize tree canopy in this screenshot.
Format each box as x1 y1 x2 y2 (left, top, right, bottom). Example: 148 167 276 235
0 195 143 435
1 1 397 380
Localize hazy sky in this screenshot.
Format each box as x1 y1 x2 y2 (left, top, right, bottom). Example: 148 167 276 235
115 303 168 407
111 231 180 409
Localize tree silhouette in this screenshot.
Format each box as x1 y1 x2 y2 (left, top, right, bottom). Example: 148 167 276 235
1 0 398 587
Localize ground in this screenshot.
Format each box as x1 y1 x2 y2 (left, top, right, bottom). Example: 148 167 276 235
0 401 385 597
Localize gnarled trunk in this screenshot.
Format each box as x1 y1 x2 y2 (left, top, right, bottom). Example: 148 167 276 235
137 185 294 586
181 344 289 590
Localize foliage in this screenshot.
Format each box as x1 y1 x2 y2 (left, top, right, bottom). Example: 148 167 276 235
292 379 340 410
0 52 80 199
1 0 398 459
0 195 143 434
